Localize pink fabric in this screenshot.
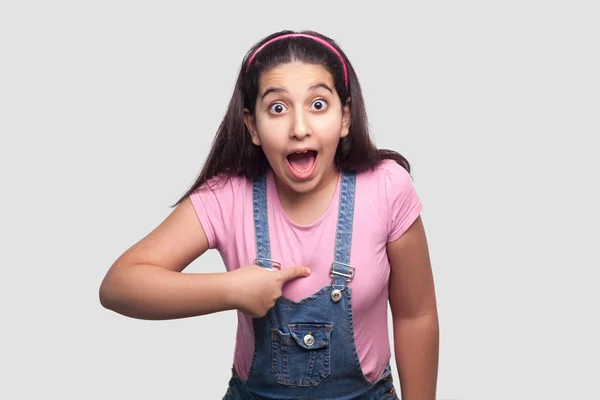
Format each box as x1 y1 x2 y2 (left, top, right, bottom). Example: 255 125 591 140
190 159 422 382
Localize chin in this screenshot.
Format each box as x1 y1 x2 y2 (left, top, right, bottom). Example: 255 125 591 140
285 176 319 194
292 168 337 196
274 168 320 195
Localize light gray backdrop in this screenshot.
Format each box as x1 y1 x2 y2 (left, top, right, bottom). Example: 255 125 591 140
1 1 598 399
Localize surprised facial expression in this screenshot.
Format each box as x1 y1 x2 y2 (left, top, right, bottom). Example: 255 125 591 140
244 62 351 195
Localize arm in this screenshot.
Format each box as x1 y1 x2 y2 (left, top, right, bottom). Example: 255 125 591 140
387 216 439 400
98 197 310 320
98 197 235 320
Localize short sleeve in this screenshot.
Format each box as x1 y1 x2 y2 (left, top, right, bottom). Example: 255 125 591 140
188 175 241 250
382 160 423 242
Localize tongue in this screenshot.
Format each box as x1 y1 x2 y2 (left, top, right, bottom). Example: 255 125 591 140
287 151 316 172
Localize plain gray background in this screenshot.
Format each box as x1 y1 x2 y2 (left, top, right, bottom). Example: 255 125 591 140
1 1 598 399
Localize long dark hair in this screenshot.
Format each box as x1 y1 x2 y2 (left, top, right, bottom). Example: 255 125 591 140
172 30 410 207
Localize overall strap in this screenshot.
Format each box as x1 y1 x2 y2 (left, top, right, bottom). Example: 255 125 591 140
331 171 357 290
252 174 277 269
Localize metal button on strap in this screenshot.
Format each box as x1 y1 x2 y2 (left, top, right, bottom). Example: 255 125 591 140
303 333 315 347
331 289 342 302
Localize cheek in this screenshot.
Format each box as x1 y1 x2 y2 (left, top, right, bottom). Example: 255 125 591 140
317 117 345 144
255 118 287 151
316 107 343 129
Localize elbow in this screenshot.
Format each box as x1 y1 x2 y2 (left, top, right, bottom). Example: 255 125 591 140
98 263 150 319
98 276 117 311
98 266 126 312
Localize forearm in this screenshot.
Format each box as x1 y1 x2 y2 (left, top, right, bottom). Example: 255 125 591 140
99 263 235 320
393 313 439 400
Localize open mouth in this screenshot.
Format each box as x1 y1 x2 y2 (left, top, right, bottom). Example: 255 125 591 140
286 150 318 179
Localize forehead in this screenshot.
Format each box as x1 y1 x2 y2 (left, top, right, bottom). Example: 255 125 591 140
258 62 335 94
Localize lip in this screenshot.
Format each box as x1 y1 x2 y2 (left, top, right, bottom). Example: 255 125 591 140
285 148 319 181
285 147 318 157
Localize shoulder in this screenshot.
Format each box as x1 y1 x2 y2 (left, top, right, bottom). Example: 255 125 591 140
190 173 254 209
188 173 253 248
189 173 253 219
356 159 422 242
356 159 414 194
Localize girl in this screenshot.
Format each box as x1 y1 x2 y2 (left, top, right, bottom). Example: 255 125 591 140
99 30 439 400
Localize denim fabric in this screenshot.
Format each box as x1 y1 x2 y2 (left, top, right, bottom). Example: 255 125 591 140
252 173 274 269
225 172 399 399
223 366 399 399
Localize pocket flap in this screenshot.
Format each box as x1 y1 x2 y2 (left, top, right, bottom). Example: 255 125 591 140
288 323 332 350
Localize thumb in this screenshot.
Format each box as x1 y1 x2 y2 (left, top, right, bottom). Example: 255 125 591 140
278 266 311 282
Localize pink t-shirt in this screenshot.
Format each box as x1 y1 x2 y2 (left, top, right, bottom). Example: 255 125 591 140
190 159 422 382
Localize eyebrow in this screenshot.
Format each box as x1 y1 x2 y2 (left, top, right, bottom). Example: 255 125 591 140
260 83 333 100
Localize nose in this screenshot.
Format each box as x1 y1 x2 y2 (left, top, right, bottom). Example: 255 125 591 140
290 109 310 140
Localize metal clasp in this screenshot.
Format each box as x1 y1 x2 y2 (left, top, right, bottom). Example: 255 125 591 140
329 262 355 281
253 258 281 271
329 262 355 303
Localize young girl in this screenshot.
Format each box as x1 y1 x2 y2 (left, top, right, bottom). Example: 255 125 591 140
100 30 439 400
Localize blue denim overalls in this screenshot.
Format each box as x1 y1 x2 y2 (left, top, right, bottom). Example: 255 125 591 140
223 172 399 399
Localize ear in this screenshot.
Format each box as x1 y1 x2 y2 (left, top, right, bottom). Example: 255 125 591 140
244 108 261 146
340 98 351 138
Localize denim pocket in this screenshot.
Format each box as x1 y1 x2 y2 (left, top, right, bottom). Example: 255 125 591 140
271 323 332 387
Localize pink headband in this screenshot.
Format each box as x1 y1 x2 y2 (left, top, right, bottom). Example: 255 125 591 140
246 33 349 88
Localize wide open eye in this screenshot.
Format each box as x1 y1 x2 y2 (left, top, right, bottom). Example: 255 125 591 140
269 103 288 114
310 99 328 111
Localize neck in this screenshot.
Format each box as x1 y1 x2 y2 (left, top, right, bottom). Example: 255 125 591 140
274 167 340 225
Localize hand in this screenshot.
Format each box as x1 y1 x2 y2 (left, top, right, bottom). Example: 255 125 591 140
228 264 311 318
